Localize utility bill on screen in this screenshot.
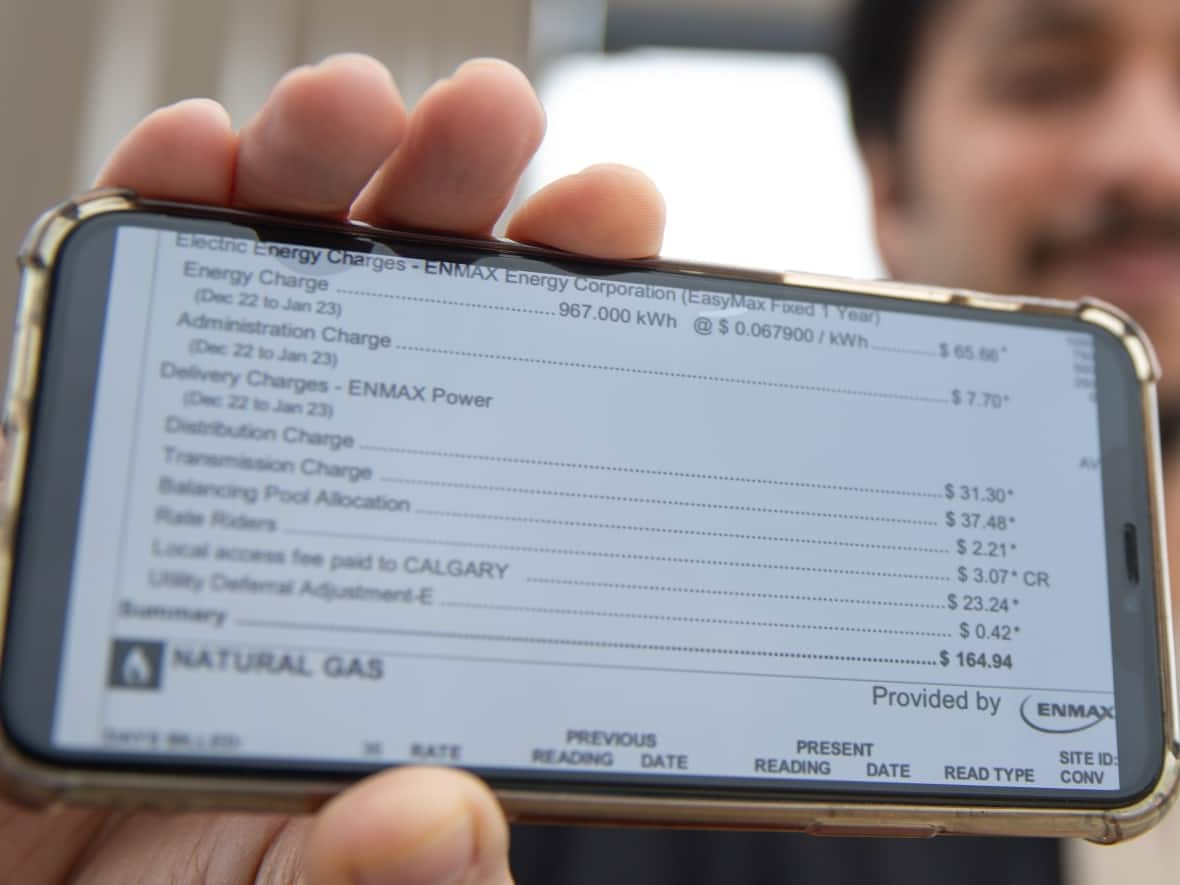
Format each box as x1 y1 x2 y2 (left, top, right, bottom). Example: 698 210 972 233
45 224 1122 797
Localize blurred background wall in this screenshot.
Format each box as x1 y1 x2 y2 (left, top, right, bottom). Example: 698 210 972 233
0 0 876 383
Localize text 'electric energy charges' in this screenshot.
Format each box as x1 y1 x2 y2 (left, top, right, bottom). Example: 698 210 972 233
56 226 1117 792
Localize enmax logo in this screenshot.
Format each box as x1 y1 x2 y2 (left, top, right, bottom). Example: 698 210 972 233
1019 696 1115 734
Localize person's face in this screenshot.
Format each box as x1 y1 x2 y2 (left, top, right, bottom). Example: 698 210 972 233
869 0 1180 399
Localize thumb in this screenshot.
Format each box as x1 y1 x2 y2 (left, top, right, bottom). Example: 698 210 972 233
306 766 513 885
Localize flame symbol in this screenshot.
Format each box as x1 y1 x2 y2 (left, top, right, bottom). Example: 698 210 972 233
122 647 152 685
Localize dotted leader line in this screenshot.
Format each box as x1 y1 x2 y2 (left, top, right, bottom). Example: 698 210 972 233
439 600 954 638
870 345 940 358
338 288 556 316
416 508 948 554
382 476 939 526
526 577 946 610
284 529 950 581
361 445 941 500
243 619 940 667
397 343 950 405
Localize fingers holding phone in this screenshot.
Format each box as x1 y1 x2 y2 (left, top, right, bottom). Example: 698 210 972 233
231 54 409 218
347 58 545 235
307 767 512 885
0 767 509 883
92 97 238 206
95 54 665 259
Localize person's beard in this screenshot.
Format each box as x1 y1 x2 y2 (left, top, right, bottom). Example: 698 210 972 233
1027 194 1180 281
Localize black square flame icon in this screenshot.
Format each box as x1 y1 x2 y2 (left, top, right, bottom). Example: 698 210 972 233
107 639 164 690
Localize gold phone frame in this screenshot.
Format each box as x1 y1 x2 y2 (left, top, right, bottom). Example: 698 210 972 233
1 189 1176 842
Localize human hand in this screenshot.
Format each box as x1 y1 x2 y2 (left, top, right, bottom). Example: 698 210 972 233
94 53 665 258
1 766 511 883
3 53 666 883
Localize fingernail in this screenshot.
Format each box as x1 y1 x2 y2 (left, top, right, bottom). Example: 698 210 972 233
453 57 517 77
316 53 396 84
358 811 475 885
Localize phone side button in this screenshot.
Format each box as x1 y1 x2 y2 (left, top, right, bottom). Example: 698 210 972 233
807 823 940 839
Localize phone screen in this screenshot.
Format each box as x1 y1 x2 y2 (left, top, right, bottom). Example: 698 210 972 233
3 209 1163 805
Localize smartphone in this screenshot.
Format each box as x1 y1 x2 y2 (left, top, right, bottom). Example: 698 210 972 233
0 189 1174 841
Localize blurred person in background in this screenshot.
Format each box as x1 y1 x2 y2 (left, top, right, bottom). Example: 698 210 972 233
2 0 1179 882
